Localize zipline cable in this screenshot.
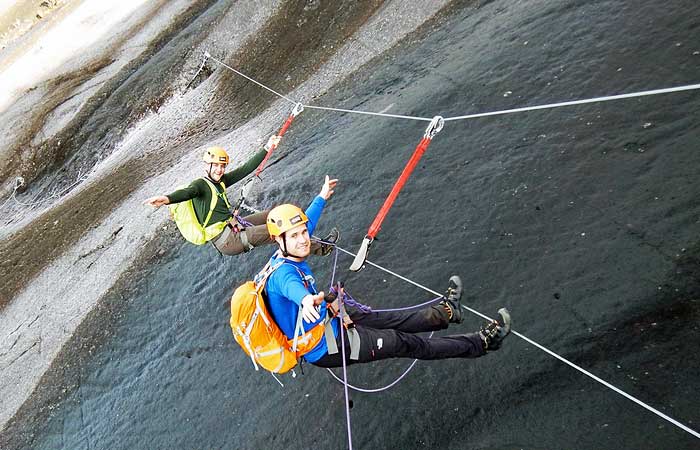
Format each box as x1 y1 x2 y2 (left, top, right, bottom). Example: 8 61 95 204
204 52 297 104
302 104 433 122
204 50 700 125
443 83 700 121
205 52 434 121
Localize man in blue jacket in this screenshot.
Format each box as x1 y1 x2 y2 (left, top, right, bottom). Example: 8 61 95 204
263 176 512 368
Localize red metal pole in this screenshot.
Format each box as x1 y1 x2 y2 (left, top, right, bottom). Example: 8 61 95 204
255 113 296 177
348 115 443 272
255 104 303 177
366 137 432 238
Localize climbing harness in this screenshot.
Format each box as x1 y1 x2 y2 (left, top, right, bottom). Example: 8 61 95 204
320 243 441 392
349 115 444 271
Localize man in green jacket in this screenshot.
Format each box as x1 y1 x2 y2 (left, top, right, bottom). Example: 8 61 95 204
145 136 337 256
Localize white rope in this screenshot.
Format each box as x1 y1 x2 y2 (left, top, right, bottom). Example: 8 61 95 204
206 51 441 122
3 172 88 209
302 104 433 122
205 52 297 104
204 49 700 125
443 84 700 121
0 178 23 211
333 244 700 440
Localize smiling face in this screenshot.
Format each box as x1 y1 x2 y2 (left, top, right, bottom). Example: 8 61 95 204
275 222 310 260
206 162 227 182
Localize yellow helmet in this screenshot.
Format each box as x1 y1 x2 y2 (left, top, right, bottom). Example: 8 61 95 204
203 146 230 164
267 204 308 237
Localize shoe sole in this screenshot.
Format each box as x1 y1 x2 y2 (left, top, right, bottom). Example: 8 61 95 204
497 308 511 334
447 275 463 323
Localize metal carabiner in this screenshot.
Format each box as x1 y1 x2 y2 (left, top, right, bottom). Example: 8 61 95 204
291 102 304 117
424 115 444 139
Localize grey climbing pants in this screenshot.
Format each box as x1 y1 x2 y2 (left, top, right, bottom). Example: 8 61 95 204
212 210 273 256
211 210 330 256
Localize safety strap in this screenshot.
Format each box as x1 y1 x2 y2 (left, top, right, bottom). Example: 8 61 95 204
201 178 231 227
348 328 360 361
255 103 304 177
324 317 337 354
291 310 304 353
349 116 444 272
325 298 360 360
239 229 254 252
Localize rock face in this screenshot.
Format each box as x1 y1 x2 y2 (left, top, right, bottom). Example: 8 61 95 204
2 0 700 449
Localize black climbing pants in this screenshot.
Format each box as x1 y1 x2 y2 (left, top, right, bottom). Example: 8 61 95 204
311 304 485 368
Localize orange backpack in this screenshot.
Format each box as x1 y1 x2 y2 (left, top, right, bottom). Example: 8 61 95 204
229 261 326 374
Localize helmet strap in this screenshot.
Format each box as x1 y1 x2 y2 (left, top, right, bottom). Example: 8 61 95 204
279 232 303 259
206 163 223 182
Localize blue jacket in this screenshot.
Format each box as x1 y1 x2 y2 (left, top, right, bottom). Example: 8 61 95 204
265 196 339 363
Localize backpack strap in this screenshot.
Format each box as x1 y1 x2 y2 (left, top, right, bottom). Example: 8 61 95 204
218 180 232 209
276 262 313 354
282 263 355 358
260 257 332 357
323 300 360 360
200 178 232 227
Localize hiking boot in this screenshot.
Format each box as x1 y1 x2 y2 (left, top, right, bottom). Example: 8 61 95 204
317 227 340 256
440 275 463 324
479 308 512 351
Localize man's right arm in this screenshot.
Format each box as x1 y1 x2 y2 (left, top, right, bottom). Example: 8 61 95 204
276 268 311 308
144 179 204 208
166 179 205 204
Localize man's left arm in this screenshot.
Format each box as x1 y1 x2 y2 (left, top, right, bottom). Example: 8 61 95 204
221 149 266 186
305 175 337 236
221 135 281 186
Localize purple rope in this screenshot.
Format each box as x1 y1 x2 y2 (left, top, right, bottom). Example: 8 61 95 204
374 296 443 312
331 288 443 313
324 346 432 393
234 214 254 228
318 236 445 313
321 242 443 394
327 250 354 448
328 287 373 313
337 285 353 450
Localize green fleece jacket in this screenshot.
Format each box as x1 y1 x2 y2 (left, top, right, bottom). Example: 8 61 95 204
166 149 266 225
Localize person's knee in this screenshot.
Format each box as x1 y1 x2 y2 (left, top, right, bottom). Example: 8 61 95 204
239 229 255 252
